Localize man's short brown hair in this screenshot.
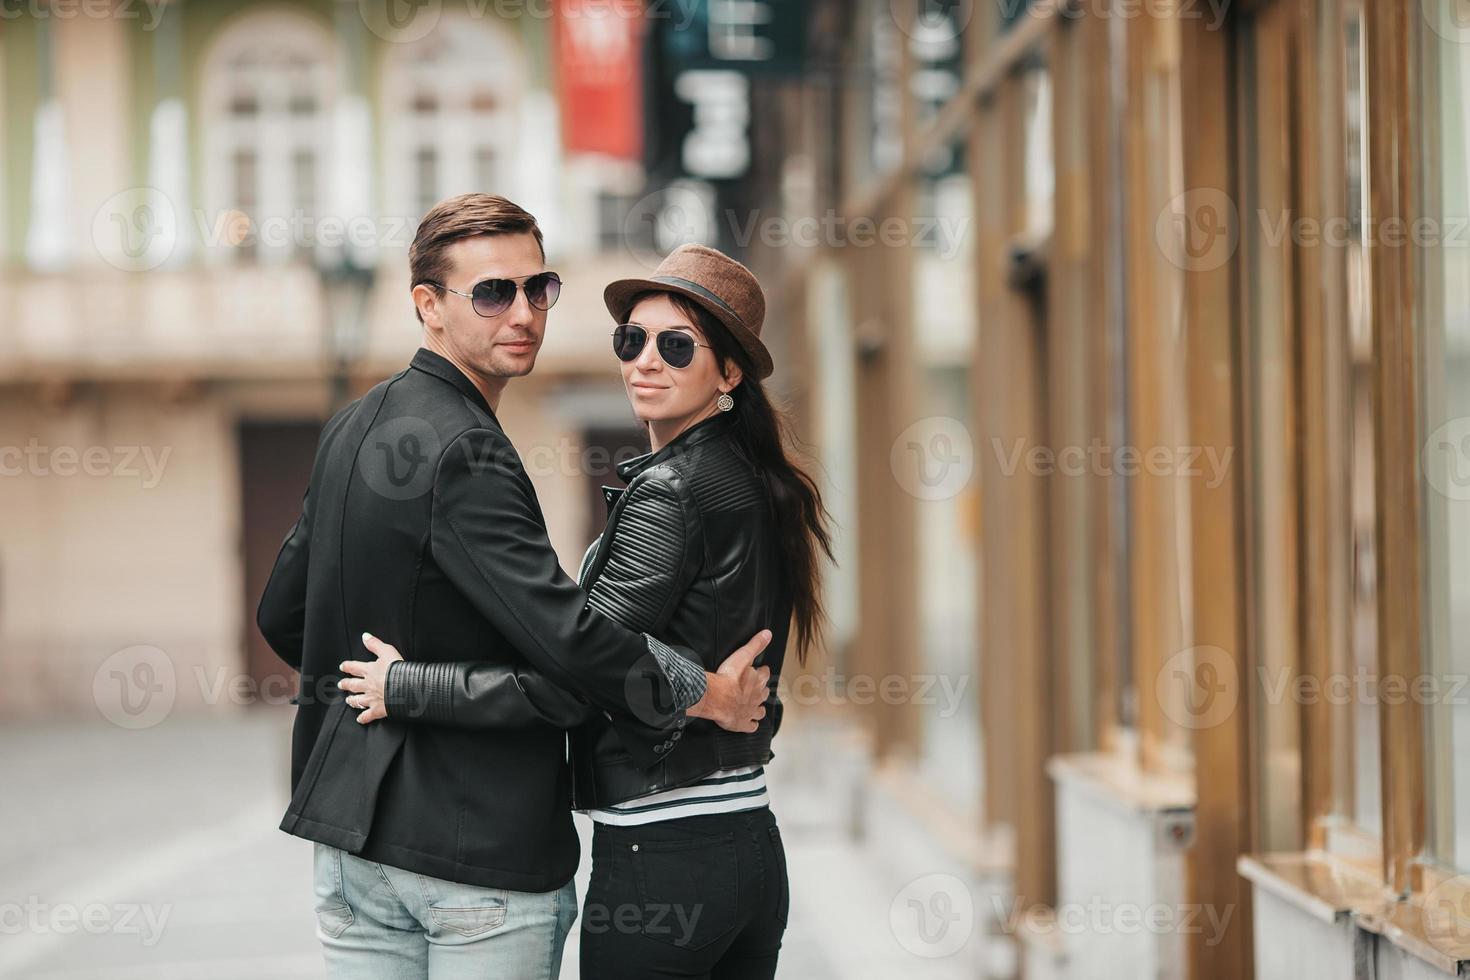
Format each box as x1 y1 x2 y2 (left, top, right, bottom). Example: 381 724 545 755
408 193 545 322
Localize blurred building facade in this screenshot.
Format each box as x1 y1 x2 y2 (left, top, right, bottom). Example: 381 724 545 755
732 1 1470 979
0 0 673 717
6 0 1470 978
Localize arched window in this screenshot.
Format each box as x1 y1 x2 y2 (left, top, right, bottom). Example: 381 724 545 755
381 15 524 224
201 10 337 264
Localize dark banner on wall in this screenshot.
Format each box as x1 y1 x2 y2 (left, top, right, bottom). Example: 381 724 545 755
642 0 810 183
660 0 808 75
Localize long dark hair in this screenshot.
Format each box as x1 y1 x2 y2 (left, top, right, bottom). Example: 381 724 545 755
628 290 835 665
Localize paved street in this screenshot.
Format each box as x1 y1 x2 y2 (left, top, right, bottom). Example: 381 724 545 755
0 712 985 980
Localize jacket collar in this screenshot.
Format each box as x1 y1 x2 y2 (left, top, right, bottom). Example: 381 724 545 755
410 347 498 420
616 411 736 483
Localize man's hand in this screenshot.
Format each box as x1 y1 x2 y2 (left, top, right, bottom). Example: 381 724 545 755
688 629 773 733
338 632 403 725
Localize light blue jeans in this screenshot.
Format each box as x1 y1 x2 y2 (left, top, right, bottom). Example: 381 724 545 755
313 843 578 980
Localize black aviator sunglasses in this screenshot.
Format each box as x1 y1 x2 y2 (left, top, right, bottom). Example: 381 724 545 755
611 323 714 369
420 272 563 318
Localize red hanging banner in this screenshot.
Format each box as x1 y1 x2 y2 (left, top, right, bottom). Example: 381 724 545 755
554 0 644 159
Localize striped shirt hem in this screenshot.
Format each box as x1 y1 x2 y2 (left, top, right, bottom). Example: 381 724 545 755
588 766 769 826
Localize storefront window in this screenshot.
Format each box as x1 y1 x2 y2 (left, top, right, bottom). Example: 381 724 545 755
1417 0 1470 872
912 134 980 818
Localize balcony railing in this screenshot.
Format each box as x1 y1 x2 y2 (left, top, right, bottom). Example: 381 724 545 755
0 251 662 381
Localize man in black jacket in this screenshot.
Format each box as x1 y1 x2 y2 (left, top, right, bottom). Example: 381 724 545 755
256 193 771 979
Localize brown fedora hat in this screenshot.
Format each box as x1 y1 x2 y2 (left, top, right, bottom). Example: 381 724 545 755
604 244 773 380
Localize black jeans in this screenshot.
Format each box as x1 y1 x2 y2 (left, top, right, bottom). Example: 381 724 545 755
580 807 789 980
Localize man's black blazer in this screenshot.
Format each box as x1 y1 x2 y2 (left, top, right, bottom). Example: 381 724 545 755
257 347 686 891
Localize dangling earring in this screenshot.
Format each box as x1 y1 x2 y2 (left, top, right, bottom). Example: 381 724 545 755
716 392 735 412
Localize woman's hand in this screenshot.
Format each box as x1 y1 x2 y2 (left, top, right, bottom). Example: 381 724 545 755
338 632 403 725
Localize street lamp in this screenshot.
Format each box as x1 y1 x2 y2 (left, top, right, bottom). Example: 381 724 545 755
319 248 375 412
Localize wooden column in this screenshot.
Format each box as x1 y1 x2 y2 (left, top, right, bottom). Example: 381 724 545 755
974 79 1056 907
1178 5 1254 979
1364 0 1426 895
846 192 923 761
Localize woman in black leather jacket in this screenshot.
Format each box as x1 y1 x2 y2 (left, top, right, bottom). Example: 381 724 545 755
344 243 832 979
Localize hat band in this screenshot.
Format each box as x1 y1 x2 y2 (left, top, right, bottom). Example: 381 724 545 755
651 275 745 326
